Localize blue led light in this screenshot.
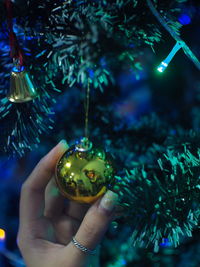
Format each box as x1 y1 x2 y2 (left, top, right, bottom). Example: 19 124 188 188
178 14 191 25
88 68 94 79
100 57 107 67
12 66 25 72
120 259 127 265
129 43 135 48
160 238 171 247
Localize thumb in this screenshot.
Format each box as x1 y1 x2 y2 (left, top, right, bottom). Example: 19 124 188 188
64 190 118 263
75 190 118 250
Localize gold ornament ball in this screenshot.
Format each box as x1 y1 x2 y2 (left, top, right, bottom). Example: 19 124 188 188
55 140 115 204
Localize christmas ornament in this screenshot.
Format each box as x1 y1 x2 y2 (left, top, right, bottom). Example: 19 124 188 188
5 0 38 103
55 72 115 204
7 66 38 103
55 137 115 204
0 0 50 157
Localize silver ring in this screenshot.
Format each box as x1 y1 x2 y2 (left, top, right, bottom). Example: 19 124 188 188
71 237 97 255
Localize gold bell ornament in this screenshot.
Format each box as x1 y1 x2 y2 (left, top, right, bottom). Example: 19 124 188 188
4 0 38 103
55 137 115 204
7 66 38 103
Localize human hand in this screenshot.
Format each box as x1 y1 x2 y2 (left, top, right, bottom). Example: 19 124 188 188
17 140 118 267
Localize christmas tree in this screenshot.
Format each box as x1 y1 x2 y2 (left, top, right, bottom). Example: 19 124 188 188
0 0 199 266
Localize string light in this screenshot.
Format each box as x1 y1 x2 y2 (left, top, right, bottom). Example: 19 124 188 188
178 14 191 25
147 0 200 71
157 42 183 73
0 228 6 241
0 228 5 252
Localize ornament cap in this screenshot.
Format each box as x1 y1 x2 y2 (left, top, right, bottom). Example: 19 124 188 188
75 137 93 152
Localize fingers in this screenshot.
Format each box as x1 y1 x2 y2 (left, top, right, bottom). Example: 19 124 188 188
52 215 81 245
44 177 89 221
65 201 90 222
23 140 69 192
62 190 118 264
44 178 65 219
19 140 68 228
75 190 118 249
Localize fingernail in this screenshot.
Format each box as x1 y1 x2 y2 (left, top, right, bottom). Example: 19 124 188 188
99 190 118 213
58 139 68 149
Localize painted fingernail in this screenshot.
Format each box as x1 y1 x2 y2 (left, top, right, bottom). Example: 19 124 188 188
59 139 68 149
99 190 118 213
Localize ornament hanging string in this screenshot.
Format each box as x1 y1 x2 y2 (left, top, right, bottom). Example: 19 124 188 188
84 79 90 139
5 0 24 67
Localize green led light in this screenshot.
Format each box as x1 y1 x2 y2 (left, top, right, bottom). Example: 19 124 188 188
157 42 182 73
157 61 168 73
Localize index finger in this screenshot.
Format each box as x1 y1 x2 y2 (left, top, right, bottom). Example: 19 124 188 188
19 140 68 227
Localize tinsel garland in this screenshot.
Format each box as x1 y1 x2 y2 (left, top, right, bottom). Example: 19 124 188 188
87 101 200 249
115 132 200 250
0 0 188 155
0 0 184 89
36 0 184 89
103 229 200 266
85 101 200 249
0 92 55 157
0 0 199 251
0 30 56 157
